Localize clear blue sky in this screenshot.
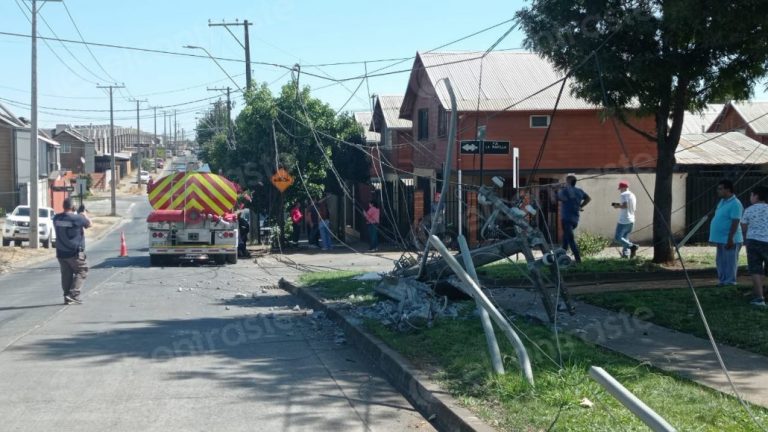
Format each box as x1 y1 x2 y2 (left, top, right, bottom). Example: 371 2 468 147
1 0 766 135
0 0 526 133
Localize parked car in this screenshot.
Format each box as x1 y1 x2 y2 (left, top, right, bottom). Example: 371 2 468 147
139 170 151 184
2 205 57 248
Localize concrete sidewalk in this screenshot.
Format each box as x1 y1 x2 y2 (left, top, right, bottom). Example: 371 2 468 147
489 287 768 408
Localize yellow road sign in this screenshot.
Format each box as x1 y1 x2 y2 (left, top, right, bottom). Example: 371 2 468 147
271 168 294 193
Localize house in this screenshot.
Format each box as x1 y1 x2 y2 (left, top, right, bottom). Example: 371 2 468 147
50 124 95 174
72 124 136 180
708 101 768 144
396 51 670 243
0 102 59 213
681 104 724 134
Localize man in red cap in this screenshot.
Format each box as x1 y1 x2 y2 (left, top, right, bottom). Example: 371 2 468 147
611 180 638 258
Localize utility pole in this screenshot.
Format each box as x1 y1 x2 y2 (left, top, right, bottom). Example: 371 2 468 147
162 110 168 159
173 110 177 157
152 106 157 165
208 87 233 148
208 19 252 89
97 84 124 216
129 99 147 186
29 0 61 248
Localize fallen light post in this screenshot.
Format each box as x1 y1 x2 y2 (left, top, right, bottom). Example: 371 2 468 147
589 366 677 432
458 235 505 375
429 234 534 386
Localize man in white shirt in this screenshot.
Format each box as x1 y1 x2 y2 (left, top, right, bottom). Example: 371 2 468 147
612 180 638 258
741 186 768 307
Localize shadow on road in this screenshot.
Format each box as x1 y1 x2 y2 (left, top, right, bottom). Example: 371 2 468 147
12 294 415 429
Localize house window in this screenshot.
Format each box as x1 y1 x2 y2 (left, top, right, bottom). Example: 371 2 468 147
418 108 429 140
530 115 551 128
437 106 447 138
61 142 71 154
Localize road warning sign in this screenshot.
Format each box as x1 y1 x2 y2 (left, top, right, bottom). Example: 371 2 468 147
271 168 294 193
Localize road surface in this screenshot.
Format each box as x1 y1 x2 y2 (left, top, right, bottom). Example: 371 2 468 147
0 197 432 432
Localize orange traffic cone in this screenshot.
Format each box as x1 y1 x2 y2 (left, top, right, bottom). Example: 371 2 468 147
119 232 128 257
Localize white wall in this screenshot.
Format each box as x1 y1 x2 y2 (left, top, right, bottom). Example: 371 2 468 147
572 173 687 243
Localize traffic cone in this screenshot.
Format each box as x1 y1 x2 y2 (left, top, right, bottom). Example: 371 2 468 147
119 232 128 257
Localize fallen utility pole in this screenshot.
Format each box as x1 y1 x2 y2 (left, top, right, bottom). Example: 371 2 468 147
458 235 504 375
589 366 677 432
96 83 125 216
430 234 534 386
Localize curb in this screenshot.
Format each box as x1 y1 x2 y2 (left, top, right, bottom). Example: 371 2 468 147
278 278 496 432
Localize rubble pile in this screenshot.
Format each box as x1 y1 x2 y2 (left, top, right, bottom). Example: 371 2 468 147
354 276 463 331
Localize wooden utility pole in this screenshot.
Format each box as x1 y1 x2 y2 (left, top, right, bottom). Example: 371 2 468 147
208 19 252 89
129 99 147 186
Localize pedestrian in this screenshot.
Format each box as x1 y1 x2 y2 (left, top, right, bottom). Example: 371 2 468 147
317 194 332 250
306 200 320 247
237 212 251 258
365 201 381 251
611 180 639 258
557 173 591 263
709 179 744 286
53 198 91 305
290 202 303 246
741 186 768 307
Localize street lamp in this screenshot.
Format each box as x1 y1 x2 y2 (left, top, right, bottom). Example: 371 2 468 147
183 45 244 94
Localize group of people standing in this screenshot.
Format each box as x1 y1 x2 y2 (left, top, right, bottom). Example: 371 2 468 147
557 174 767 307
289 197 381 252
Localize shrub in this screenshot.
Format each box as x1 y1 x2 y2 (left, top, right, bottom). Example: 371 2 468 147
576 232 610 257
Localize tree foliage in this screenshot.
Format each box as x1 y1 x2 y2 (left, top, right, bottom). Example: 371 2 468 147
518 0 768 262
197 81 369 222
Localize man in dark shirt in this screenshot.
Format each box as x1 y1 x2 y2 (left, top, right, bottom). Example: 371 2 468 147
53 198 92 304
556 174 591 263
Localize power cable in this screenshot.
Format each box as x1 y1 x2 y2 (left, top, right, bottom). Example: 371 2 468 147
594 52 768 431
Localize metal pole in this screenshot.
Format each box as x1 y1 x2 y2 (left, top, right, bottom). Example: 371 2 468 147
458 235 504 374
29 0 39 248
109 88 116 216
418 78 457 278
429 234 534 385
135 100 141 186
243 19 252 90
153 106 157 165
458 169 463 237
589 366 677 432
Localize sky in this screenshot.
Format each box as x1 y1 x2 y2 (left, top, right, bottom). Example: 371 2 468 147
2 1 766 137
0 0 527 134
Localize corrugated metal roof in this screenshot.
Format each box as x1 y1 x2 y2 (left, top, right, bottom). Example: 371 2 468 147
376 95 411 129
681 104 724 134
676 132 768 165
353 111 380 143
728 101 768 135
417 51 597 113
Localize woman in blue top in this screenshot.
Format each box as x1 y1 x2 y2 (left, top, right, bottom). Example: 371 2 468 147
709 179 744 286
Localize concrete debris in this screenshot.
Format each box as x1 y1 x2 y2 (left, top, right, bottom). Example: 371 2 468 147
353 272 382 281
356 276 462 331
234 293 247 299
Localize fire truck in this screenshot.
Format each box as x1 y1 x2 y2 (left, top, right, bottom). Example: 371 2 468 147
146 172 239 266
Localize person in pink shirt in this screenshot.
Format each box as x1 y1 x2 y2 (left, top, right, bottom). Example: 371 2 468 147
365 201 380 251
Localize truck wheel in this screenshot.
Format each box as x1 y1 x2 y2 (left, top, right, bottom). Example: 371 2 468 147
2 239 9 247
150 255 164 267
213 255 226 265
42 239 50 249
226 254 238 265
14 240 21 247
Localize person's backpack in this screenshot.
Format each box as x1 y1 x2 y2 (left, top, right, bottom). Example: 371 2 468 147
291 208 303 224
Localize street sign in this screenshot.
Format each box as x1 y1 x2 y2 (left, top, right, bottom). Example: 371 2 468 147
271 168 294 193
460 140 510 155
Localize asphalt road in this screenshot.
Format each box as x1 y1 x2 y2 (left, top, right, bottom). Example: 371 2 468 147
0 197 432 432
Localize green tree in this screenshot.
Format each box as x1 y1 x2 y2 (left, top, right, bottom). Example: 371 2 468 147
518 0 768 263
